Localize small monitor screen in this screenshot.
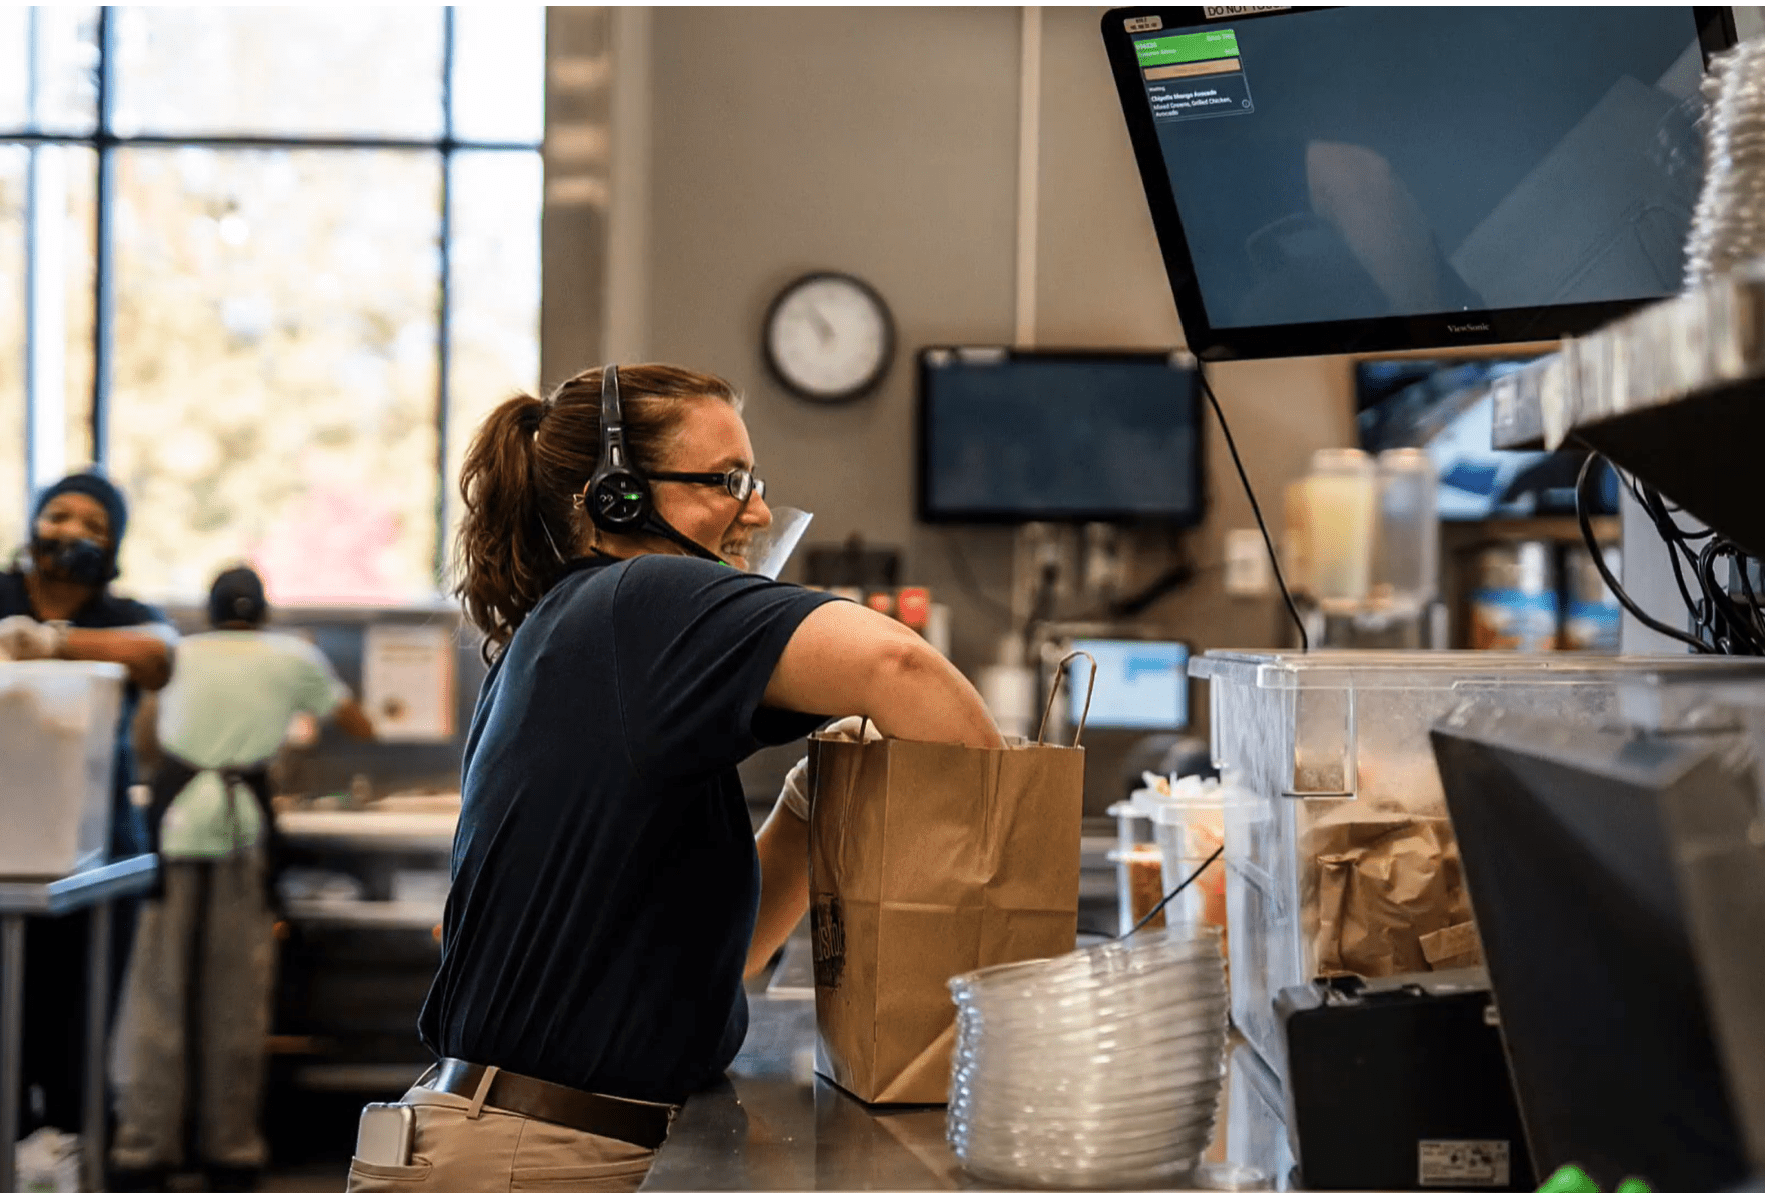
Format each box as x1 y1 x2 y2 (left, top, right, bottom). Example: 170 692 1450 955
1068 639 1190 731
1104 7 1725 357
918 350 1202 524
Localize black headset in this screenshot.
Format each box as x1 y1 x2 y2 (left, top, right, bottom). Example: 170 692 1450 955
585 365 653 535
581 365 724 563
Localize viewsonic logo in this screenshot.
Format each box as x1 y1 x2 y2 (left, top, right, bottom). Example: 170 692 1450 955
1447 322 1491 334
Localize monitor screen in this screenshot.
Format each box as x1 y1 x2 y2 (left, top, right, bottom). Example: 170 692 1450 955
1102 7 1735 359
917 349 1203 524
1067 639 1190 731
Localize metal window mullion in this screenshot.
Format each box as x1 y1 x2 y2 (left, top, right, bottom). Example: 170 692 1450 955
0 131 539 152
435 5 457 589
23 7 40 509
91 7 116 470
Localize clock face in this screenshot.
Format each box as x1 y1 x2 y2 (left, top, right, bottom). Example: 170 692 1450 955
763 273 894 402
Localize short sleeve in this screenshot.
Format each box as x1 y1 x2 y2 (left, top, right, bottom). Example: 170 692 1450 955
610 556 839 781
288 638 349 718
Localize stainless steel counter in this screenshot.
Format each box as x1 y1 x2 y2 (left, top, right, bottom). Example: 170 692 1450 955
0 855 160 1193
642 996 971 1192
642 990 1294 1193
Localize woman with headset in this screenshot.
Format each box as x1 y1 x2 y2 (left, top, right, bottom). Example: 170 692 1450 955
346 365 1001 1193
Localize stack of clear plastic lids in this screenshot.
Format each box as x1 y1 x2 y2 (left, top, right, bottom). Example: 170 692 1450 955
947 925 1228 1189
1685 37 1765 287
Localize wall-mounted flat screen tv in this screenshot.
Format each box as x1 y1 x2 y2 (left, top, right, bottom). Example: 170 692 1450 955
916 348 1203 525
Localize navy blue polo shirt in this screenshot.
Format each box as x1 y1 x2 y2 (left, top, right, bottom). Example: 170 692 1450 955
0 569 171 859
419 554 838 1104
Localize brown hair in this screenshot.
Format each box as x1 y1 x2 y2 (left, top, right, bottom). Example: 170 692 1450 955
453 363 740 656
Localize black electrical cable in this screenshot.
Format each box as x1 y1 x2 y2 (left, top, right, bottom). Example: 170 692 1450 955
1196 362 1309 651
1119 846 1224 939
1575 452 1712 653
1735 550 1765 646
1108 560 1198 619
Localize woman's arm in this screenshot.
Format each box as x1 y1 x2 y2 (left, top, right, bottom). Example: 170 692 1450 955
746 795 811 979
763 602 1002 749
62 626 173 691
748 603 1003 974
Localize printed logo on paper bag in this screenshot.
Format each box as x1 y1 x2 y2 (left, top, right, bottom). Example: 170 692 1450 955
811 894 846 989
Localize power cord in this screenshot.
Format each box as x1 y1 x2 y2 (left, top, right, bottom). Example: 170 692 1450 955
1196 362 1309 650
1574 452 1712 654
1118 846 1224 939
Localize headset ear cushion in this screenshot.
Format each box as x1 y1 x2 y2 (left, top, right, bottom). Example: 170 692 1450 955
592 472 650 528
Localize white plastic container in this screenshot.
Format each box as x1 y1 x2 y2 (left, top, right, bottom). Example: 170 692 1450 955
1373 448 1439 615
1298 449 1378 613
0 661 126 876
1131 778 1228 938
1190 649 1752 1080
1106 800 1164 937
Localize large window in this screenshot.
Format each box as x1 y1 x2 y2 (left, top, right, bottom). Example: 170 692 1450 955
0 7 543 603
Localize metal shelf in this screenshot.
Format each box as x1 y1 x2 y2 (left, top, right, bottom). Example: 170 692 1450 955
1489 273 1765 556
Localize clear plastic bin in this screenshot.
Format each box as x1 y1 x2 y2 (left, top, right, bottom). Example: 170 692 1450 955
1190 649 1752 1079
1223 1039 1291 1189
0 661 126 876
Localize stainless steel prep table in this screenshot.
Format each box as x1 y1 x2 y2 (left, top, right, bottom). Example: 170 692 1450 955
0 854 160 1193
641 995 970 1192
642 992 1297 1193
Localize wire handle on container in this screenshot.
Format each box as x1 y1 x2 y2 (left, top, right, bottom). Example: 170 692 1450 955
1038 650 1097 748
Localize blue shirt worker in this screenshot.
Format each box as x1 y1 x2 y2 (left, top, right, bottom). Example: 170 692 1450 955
109 566 373 1193
345 364 1001 1193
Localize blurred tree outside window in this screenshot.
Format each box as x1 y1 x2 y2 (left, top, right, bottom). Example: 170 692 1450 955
0 6 543 605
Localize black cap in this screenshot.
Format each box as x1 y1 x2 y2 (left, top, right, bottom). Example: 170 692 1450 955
208 566 268 628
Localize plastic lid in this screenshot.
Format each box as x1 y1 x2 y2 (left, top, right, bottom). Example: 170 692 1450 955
1190 648 1760 691
1131 775 1233 821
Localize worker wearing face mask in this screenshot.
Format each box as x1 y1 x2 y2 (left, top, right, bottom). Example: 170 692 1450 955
0 472 179 1141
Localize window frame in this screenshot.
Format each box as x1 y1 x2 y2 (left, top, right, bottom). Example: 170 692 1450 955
0 6 544 593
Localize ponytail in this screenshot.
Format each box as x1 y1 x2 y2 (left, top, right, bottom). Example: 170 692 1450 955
453 393 565 657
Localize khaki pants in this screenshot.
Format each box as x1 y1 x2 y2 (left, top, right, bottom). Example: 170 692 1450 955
109 852 277 1172
346 1078 659 1193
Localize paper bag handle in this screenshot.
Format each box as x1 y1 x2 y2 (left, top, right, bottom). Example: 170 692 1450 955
1037 650 1097 748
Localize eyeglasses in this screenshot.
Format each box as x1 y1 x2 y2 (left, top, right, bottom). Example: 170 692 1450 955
649 468 766 503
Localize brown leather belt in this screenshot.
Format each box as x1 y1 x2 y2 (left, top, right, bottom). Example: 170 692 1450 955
427 1059 678 1150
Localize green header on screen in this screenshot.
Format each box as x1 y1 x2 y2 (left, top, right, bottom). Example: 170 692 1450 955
1134 29 1239 67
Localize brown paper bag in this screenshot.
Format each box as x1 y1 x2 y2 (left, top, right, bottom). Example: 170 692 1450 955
1310 807 1481 978
807 663 1091 1104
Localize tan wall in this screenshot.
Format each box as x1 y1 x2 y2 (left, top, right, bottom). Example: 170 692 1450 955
569 6 1355 674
